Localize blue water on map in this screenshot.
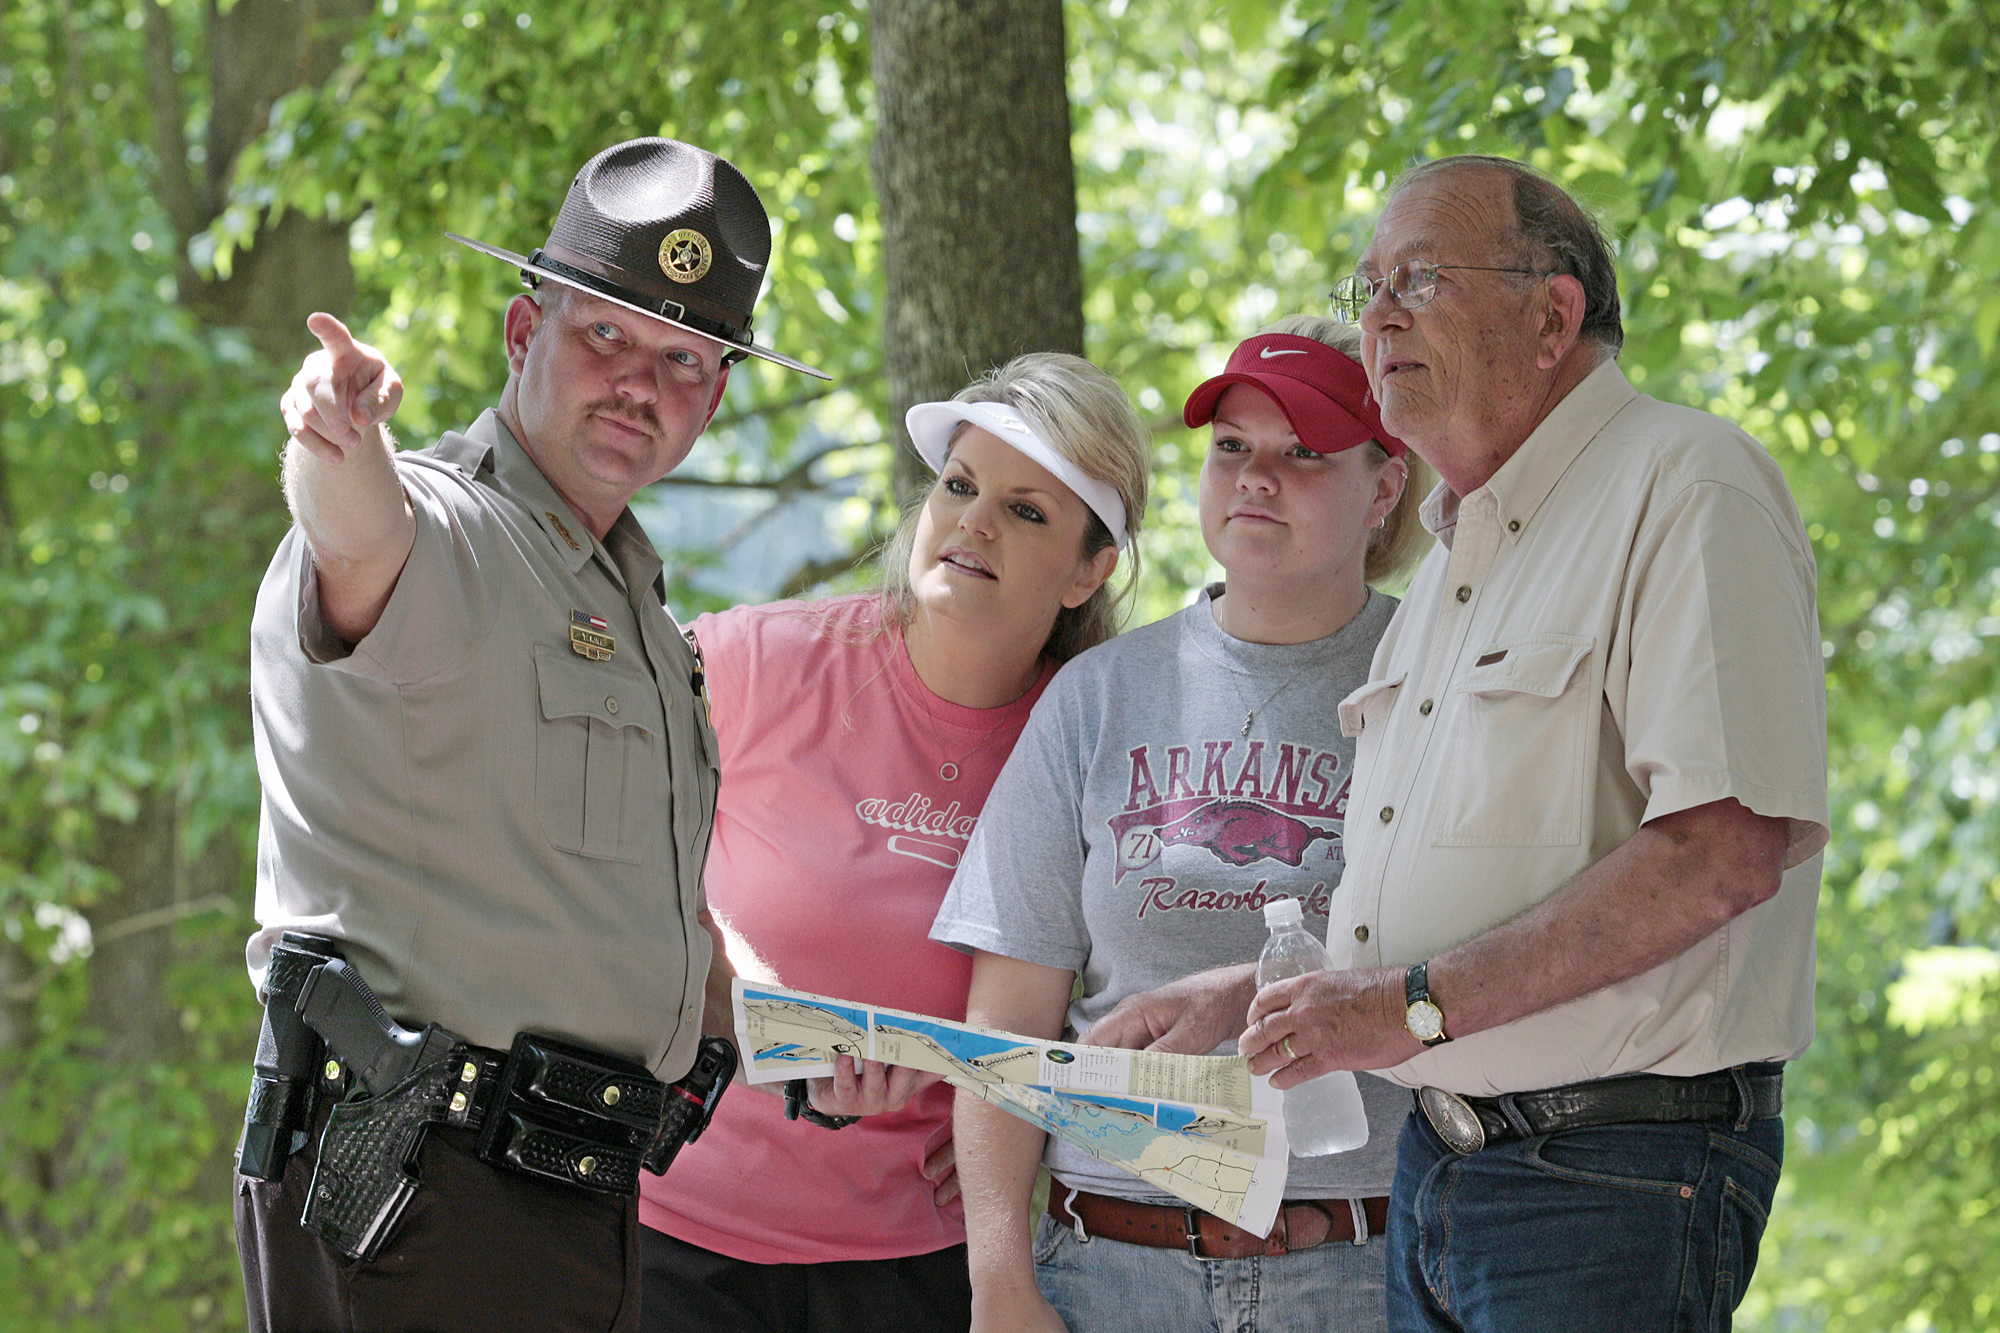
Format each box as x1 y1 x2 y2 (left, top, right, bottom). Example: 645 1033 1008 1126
1063 1093 1156 1119
743 990 869 1031
886 1016 1033 1064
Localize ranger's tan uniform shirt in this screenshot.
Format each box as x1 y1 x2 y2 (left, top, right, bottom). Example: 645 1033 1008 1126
249 410 717 1079
1333 361 1829 1097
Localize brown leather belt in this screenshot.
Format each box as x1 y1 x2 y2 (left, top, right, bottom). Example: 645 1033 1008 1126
1048 1181 1389 1259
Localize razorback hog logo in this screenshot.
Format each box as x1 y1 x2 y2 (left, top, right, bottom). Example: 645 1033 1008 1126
1156 798 1336 868
1109 740 1348 882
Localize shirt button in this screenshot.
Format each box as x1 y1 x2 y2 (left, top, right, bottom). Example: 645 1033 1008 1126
1455 585 1472 603
1379 806 1394 823
1508 519 1521 532
605 696 620 715
1354 924 1370 943
1419 699 1434 716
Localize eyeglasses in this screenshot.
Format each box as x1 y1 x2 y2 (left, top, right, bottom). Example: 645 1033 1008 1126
1330 260 1555 322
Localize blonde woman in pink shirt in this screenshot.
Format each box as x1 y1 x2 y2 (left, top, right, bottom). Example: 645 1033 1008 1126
638 353 1152 1333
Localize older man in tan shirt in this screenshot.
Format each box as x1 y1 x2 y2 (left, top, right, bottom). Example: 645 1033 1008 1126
1090 157 1826 1331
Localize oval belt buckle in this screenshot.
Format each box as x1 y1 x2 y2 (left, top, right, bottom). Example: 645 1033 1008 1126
1419 1085 1487 1154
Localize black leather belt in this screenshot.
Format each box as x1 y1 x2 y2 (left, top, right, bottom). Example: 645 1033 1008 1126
1417 1062 1784 1155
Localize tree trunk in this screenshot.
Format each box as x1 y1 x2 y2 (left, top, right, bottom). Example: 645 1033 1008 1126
180 0 373 360
73 0 369 1063
48 1 371 1308
868 0 1085 502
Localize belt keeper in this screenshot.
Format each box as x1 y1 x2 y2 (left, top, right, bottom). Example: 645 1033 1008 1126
1184 1203 1205 1257
1347 1196 1371 1246
1729 1065 1754 1132
1495 1091 1535 1139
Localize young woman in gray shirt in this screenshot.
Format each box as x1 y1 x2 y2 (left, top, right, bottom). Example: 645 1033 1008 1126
933 317 1430 1333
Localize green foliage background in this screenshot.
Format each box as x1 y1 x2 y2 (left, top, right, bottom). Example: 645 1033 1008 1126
2 0 1995 1327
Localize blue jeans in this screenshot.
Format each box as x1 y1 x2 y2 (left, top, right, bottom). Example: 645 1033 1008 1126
1034 1209 1387 1333
1385 1107 1783 1332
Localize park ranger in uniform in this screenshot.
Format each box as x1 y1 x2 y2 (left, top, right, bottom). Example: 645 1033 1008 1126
234 137 825 1332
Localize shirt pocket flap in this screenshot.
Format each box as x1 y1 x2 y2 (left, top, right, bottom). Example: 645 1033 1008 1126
534 646 666 735
1451 636 1592 699
1338 671 1407 738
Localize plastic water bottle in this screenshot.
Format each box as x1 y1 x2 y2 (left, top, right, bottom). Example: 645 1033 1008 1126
1256 897 1369 1157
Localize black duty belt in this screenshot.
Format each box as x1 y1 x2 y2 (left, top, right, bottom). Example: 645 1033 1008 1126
1417 1062 1784 1155
236 932 733 1261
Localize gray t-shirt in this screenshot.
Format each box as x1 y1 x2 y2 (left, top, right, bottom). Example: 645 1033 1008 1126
932 586 1405 1202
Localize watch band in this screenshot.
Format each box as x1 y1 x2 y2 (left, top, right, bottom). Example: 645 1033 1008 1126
783 1078 860 1130
1405 961 1450 1047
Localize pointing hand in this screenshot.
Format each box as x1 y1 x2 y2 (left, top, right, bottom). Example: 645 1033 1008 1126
281 312 404 464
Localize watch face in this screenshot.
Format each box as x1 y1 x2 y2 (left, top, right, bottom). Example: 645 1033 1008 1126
1406 999 1444 1042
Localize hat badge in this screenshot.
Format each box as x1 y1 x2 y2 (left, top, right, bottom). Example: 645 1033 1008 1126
659 228 713 284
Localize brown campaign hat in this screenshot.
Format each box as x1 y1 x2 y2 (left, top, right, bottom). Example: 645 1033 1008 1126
449 137 827 380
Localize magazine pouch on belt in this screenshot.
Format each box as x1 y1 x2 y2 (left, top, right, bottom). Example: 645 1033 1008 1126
475 1033 668 1197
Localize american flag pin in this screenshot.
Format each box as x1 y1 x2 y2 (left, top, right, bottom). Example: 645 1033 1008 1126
569 609 615 660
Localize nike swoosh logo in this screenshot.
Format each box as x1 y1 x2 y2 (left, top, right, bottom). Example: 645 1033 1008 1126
1258 347 1308 359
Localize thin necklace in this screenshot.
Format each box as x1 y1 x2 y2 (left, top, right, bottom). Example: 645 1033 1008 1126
902 630 1014 781
919 705 1009 781
1229 663 1315 738
1215 587 1365 735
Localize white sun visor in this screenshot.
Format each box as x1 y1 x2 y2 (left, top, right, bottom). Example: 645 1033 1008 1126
904 400 1129 550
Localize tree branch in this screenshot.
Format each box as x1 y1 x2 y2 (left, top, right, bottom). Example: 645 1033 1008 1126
655 441 864 494
2 896 234 1004
707 373 873 432
91 893 235 947
1823 473 2000 643
1925 473 2000 543
778 538 887 600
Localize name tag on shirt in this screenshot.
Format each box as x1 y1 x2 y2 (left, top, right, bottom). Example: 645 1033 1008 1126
570 610 615 661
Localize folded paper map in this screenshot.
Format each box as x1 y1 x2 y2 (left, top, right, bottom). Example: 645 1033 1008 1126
732 979 1331 1235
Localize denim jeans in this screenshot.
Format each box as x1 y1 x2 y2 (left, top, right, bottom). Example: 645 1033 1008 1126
1385 1107 1783 1333
1034 1208 1388 1333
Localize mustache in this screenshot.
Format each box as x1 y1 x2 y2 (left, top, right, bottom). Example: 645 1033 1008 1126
585 399 659 432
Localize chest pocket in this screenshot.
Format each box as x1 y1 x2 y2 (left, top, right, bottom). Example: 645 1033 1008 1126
533 646 669 863
1433 635 1594 848
1337 673 1406 739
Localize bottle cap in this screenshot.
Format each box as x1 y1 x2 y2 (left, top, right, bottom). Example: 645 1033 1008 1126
1262 897 1305 928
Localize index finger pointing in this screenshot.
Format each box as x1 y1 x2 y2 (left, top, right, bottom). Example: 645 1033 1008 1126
305 311 359 358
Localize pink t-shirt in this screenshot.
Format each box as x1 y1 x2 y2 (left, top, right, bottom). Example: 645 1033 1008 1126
637 594 1052 1263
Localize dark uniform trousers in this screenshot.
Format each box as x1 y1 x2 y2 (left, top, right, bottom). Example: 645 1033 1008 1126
236 1114 639 1333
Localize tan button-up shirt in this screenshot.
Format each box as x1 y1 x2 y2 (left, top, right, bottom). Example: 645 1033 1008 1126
249 411 717 1079
1333 361 1828 1096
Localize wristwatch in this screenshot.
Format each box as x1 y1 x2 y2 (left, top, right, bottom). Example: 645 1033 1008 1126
1404 962 1450 1047
784 1078 860 1130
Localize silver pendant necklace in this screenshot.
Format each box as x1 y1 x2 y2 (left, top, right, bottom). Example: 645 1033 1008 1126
903 629 1017 780
930 721 1006 781
1230 664 1314 737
